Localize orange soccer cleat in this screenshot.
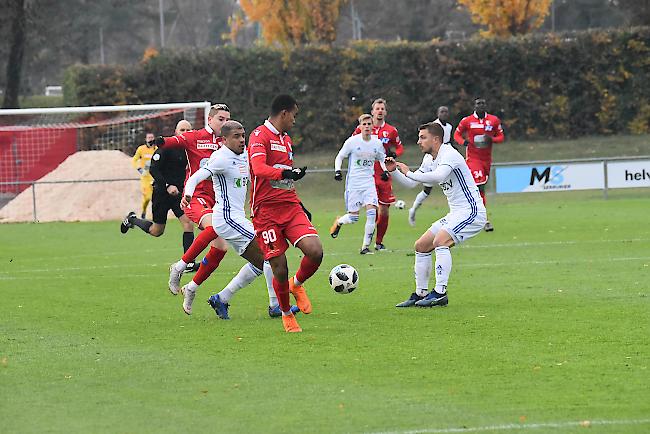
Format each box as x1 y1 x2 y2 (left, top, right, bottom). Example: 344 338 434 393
282 313 302 333
289 276 312 314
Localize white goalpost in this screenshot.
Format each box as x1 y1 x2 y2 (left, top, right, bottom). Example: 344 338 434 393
0 102 211 222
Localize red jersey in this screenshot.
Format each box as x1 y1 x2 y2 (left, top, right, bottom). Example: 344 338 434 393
454 112 504 162
161 125 223 198
248 120 300 214
352 121 403 179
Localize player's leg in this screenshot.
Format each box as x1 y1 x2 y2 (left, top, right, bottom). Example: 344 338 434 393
141 178 153 218
375 179 395 250
120 190 166 236
287 206 321 314
360 190 378 254
467 159 493 232
409 186 433 227
414 228 454 307
330 190 360 238
396 227 435 307
267 253 301 332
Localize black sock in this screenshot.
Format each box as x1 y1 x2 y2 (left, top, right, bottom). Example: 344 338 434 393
131 216 153 233
183 231 194 252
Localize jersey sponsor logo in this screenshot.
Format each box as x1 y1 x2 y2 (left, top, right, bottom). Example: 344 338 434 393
470 122 485 129
271 143 287 152
197 142 220 150
355 159 373 167
233 177 249 188
440 179 453 191
250 142 264 148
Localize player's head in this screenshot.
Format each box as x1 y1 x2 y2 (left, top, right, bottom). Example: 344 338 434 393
417 122 444 156
358 113 373 136
437 106 449 122
474 98 487 115
221 120 245 154
371 98 387 122
270 94 298 133
145 132 155 146
175 119 192 135
208 103 231 134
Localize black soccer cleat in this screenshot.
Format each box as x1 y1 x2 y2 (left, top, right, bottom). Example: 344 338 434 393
375 243 386 251
395 292 424 307
359 247 373 255
484 221 494 232
120 211 136 234
330 217 342 239
415 291 448 307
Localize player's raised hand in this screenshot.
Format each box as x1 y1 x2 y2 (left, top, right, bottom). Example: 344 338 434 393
153 136 165 146
384 157 396 172
181 194 192 208
395 162 410 175
334 170 342 181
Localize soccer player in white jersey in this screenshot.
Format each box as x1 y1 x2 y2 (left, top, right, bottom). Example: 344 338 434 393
330 114 388 254
386 122 486 308
180 120 297 318
408 106 454 227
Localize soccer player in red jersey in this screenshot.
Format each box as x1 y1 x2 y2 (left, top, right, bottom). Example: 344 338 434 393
453 97 504 232
352 98 402 250
248 94 323 333
153 104 232 294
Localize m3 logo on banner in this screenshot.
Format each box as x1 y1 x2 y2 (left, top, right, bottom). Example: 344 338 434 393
496 163 604 193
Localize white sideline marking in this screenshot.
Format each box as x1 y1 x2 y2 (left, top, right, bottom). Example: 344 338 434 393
1 255 650 281
368 418 650 434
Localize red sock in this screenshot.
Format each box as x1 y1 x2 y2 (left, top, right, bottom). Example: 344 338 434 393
479 190 486 206
295 256 321 284
273 277 291 313
182 226 217 263
376 211 389 244
193 247 226 285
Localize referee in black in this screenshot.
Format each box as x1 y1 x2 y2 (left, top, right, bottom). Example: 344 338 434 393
121 120 197 270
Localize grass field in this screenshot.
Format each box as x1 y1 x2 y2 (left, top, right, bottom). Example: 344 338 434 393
1 187 650 433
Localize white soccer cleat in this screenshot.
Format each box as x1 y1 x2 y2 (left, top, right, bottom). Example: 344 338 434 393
408 208 416 227
168 263 183 295
181 285 196 315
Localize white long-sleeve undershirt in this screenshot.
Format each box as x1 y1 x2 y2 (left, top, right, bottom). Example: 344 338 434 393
183 167 212 197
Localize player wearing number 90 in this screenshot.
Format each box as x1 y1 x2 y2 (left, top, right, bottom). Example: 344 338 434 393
248 94 323 333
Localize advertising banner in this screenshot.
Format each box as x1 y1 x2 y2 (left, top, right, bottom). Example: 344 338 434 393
496 163 604 193
607 160 650 189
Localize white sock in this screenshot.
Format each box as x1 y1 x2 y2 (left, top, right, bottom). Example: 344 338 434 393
363 208 377 248
414 251 432 297
218 263 261 303
412 190 429 210
263 261 278 307
337 213 359 225
434 246 452 294
174 259 187 272
186 280 199 291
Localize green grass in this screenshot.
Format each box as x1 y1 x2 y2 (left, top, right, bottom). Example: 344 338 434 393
1 189 649 433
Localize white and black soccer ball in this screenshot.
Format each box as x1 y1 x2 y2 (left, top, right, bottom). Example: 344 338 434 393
329 264 359 294
395 199 406 209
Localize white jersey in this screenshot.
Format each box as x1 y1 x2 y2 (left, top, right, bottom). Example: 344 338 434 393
335 134 386 190
434 119 453 145
411 145 484 214
203 145 250 220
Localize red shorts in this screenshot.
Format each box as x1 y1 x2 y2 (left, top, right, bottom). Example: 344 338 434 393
184 194 215 226
252 202 319 260
374 177 396 205
466 158 491 186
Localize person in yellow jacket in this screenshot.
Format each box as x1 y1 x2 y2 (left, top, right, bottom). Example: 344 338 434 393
132 132 157 218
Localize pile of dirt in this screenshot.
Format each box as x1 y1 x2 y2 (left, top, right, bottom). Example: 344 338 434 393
0 150 142 222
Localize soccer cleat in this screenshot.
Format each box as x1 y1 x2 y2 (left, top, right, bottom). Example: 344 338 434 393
359 247 373 255
375 243 386 251
185 262 200 273
168 263 183 295
395 292 424 307
484 221 494 232
120 211 136 234
207 294 230 320
330 217 342 239
408 208 417 227
289 277 312 314
268 304 300 318
181 285 196 315
415 291 448 307
281 313 302 333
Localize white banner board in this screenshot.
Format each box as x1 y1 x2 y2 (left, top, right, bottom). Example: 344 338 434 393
607 160 650 189
496 163 604 193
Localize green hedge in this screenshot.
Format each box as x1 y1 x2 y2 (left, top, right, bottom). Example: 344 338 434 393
63 27 650 150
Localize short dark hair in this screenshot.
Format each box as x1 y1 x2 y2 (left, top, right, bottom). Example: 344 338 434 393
271 94 298 116
209 103 230 117
419 122 444 140
221 120 244 137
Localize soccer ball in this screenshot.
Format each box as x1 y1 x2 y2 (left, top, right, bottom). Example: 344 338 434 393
329 264 359 294
395 199 406 209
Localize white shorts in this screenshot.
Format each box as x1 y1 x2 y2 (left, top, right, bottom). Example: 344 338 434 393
429 210 487 244
345 188 378 212
212 213 256 255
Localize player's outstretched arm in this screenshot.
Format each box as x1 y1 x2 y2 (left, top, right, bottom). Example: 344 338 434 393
406 165 453 185
388 162 419 188
492 122 505 144
182 167 212 206
154 130 191 148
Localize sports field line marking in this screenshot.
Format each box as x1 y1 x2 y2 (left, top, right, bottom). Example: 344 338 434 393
2 255 650 280
368 417 650 434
